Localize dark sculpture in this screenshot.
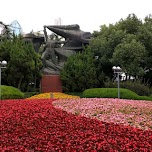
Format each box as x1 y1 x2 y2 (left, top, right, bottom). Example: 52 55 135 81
41 24 92 74
23 32 44 52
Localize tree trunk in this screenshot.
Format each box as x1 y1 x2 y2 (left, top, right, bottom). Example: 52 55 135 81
18 77 23 90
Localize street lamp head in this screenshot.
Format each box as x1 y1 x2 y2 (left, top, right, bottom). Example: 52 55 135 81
1 60 7 66
116 66 121 70
112 66 117 70
94 55 99 60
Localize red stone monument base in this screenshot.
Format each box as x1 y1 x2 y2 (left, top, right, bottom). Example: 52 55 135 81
41 75 62 93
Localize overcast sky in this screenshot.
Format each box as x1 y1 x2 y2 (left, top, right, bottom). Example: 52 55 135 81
0 0 152 33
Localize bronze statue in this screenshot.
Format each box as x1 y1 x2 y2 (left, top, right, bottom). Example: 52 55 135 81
41 24 92 74
41 38 69 74
23 32 44 52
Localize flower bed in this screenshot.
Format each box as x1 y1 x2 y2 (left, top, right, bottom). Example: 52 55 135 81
53 98 152 131
0 99 152 151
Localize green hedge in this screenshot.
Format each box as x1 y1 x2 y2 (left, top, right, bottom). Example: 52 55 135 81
0 85 24 100
104 80 152 96
83 88 152 101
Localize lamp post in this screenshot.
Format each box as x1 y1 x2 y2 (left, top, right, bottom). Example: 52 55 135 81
0 60 7 100
112 66 122 99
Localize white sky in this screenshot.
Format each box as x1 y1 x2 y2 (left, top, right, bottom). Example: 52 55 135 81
0 0 152 33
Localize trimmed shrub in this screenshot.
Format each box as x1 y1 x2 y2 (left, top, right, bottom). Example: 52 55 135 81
0 85 24 99
83 88 152 101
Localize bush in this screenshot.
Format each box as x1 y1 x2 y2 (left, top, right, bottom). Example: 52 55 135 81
64 92 83 98
24 92 40 98
60 49 99 92
0 85 24 99
83 88 152 101
104 80 152 96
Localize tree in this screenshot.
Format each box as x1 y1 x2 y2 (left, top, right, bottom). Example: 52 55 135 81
61 13 152 90
117 14 142 34
0 35 42 91
137 15 152 69
89 13 152 85
87 24 126 85
111 36 146 77
60 48 99 92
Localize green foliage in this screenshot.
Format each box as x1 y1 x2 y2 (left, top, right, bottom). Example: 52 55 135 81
138 15 152 67
83 88 152 101
111 37 146 76
0 38 11 61
90 13 152 86
0 85 24 99
60 49 99 92
64 92 83 98
89 24 126 82
60 14 152 91
23 92 40 98
0 35 42 92
104 80 152 96
117 14 142 34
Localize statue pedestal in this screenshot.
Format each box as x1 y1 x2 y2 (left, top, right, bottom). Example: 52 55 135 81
41 75 62 93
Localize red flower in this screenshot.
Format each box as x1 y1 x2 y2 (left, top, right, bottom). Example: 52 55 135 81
0 99 151 151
